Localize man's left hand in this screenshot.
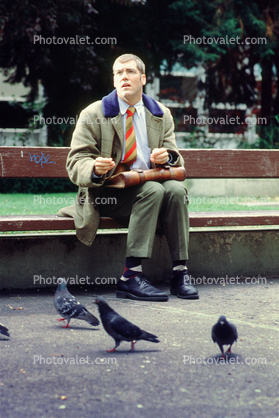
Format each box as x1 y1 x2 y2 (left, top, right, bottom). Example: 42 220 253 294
150 148 169 165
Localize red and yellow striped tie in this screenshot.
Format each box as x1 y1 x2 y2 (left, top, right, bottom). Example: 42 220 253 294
123 106 137 164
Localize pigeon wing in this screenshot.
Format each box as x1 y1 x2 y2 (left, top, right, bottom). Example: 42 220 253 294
232 323 238 341
73 305 100 325
211 325 217 343
109 314 143 341
55 294 80 318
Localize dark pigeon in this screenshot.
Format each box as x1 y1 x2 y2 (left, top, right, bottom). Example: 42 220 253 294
94 296 160 352
211 315 238 358
0 324 10 338
54 278 99 328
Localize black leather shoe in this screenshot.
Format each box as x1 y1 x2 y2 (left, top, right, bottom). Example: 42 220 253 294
116 274 169 301
170 270 199 299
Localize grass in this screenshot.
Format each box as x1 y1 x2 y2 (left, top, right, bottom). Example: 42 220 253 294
0 193 279 216
0 193 77 216
188 195 279 212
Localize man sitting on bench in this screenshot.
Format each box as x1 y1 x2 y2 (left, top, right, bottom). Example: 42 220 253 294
60 53 199 302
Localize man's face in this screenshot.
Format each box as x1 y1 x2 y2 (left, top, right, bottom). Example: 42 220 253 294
113 60 146 105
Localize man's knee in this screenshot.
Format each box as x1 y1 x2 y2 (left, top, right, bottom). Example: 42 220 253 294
139 181 165 201
163 180 187 199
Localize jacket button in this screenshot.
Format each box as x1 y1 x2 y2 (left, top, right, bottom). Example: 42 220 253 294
112 152 116 157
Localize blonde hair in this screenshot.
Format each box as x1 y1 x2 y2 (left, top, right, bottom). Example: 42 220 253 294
113 54 145 74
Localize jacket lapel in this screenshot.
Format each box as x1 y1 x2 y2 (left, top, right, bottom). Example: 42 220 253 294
110 114 124 147
101 89 164 154
101 90 123 158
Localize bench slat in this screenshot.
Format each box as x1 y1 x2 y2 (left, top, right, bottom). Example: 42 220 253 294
0 215 128 231
0 147 69 178
1 212 279 232
190 211 279 227
1 147 279 178
180 149 279 178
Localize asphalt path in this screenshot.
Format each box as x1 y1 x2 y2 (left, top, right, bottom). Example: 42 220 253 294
0 279 278 418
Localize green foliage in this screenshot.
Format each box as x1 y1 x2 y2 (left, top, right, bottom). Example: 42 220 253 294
0 0 279 147
238 115 279 149
254 116 279 149
0 0 102 145
181 126 231 149
169 0 279 118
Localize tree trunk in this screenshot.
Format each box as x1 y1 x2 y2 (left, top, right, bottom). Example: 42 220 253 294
260 57 273 124
272 55 279 120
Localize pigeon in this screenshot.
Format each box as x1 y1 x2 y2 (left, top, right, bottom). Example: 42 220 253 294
0 324 10 338
211 315 238 358
54 278 99 328
94 296 160 352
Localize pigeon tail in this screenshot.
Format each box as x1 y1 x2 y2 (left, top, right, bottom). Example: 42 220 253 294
140 331 160 343
89 318 100 326
89 320 100 326
78 309 100 326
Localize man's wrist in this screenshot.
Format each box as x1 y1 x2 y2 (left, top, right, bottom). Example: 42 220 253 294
92 168 104 181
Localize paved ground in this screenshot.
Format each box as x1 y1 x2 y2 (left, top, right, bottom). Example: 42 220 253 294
0 279 279 418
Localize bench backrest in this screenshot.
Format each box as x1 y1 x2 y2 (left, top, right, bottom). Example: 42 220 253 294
0 146 279 179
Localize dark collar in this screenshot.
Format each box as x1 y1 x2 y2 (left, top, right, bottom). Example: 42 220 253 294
102 89 164 118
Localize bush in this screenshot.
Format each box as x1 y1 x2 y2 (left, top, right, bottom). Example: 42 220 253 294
239 115 279 149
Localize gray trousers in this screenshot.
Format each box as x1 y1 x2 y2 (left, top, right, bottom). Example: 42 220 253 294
95 180 189 260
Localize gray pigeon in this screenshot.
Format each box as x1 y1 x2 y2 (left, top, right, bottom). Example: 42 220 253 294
54 278 99 328
211 315 238 358
0 324 10 338
94 296 160 352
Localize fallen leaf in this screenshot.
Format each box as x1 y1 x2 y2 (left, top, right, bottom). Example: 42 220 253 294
8 305 25 310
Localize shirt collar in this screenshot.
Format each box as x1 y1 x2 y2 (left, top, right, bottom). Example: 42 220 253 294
118 96 144 116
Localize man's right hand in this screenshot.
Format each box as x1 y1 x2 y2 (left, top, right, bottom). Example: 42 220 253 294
93 157 115 176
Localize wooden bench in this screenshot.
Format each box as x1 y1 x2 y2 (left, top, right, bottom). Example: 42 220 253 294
1 146 279 232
